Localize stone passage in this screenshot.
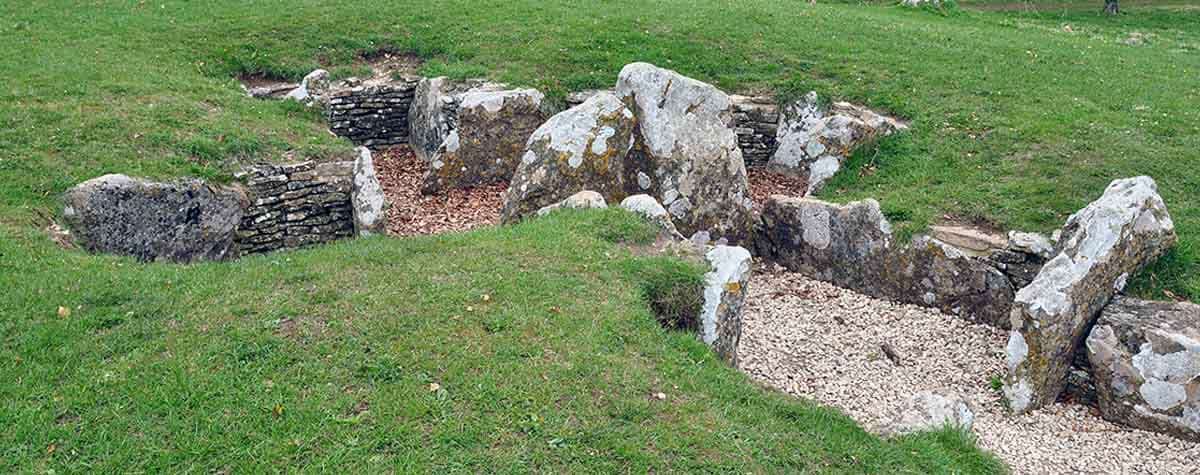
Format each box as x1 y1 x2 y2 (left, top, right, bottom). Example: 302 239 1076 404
234 161 357 256
754 196 1025 328
325 78 419 150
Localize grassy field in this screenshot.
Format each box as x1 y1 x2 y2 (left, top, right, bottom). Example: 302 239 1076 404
0 210 1003 472
0 0 1196 471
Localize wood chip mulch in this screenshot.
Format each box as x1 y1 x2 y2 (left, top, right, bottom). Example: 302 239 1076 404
374 146 506 237
747 166 809 209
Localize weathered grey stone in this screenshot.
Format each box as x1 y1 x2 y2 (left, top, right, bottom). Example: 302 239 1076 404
501 92 636 222
768 92 906 196
423 88 548 193
286 69 330 104
616 62 754 244
701 245 752 365
351 147 387 236
878 390 975 437
535 190 608 216
1086 297 1200 441
408 77 458 163
931 225 1008 255
755 196 1016 327
62 174 245 262
620 194 684 240
1004 176 1177 414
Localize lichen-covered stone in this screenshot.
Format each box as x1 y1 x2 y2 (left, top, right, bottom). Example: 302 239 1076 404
620 194 684 240
62 174 245 262
1004 176 1177 414
501 92 636 222
755 195 1016 327
407 77 460 163
702 245 752 365
878 390 975 437
768 92 906 196
535 190 607 216
616 62 754 244
351 147 387 236
423 88 548 193
1086 297 1200 441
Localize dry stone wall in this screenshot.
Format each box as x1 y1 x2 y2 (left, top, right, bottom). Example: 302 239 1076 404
234 161 356 255
326 79 419 150
730 95 780 167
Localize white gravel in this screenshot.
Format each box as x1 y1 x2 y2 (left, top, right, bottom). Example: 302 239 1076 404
737 267 1200 474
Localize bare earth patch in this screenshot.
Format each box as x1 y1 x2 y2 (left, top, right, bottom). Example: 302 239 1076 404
747 167 808 210
375 146 505 237
738 267 1200 474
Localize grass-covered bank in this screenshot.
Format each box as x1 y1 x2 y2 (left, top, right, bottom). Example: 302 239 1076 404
0 210 1004 472
1 0 1196 299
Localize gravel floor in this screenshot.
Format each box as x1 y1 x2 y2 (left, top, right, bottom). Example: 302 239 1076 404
375 146 506 237
738 266 1200 474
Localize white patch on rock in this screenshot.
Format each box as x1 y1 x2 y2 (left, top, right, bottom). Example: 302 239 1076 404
1139 380 1188 411
800 204 831 250
1006 331 1029 373
351 147 387 236
701 245 752 345
637 171 652 190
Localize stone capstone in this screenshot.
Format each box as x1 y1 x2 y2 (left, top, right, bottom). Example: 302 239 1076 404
768 91 906 196
501 92 636 222
62 174 245 262
535 190 608 216
701 245 752 365
422 88 548 193
351 147 388 236
878 391 975 437
1086 297 1200 442
1004 176 1177 414
616 62 754 244
755 195 1016 327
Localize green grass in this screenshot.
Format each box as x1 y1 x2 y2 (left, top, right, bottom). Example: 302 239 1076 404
0 210 1004 472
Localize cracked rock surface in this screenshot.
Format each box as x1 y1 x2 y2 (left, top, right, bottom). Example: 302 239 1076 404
738 268 1200 474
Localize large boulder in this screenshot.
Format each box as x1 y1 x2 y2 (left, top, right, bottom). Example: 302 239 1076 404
877 390 975 437
407 78 505 163
501 92 637 222
422 88 548 193
351 147 387 236
1085 297 1200 441
62 174 245 262
755 196 1016 327
616 63 754 244
701 245 753 365
1004 176 1177 414
768 92 906 196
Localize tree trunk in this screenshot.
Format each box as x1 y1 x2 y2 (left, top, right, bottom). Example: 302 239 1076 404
1104 0 1120 15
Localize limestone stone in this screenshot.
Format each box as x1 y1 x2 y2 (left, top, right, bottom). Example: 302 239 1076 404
616 62 754 244
1004 176 1177 414
423 88 548 193
878 390 975 437
285 69 330 104
620 194 684 240
768 92 906 196
1086 297 1200 441
351 147 387 236
501 92 636 222
931 225 1008 254
755 195 1016 327
62 174 245 262
702 245 752 365
408 77 460 163
535 190 608 216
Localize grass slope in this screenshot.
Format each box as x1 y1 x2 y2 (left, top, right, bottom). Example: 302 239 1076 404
0 210 1003 472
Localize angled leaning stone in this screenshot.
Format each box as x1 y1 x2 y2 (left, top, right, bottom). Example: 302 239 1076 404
1004 176 1176 414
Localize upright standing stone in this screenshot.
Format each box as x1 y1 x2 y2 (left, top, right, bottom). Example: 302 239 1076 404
422 89 547 193
500 92 637 221
616 62 754 244
1004 177 1176 414
701 245 753 365
351 147 388 236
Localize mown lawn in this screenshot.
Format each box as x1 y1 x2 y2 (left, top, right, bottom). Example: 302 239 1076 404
0 210 1004 472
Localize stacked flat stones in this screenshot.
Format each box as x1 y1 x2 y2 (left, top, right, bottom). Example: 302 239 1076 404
326 78 419 150
234 161 356 255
